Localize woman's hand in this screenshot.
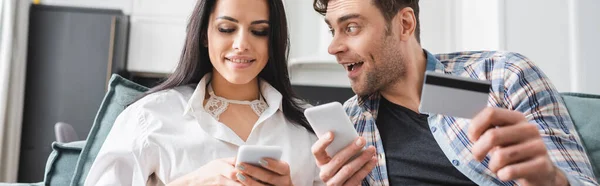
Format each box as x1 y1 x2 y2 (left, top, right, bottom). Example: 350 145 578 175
235 158 293 186
167 157 242 186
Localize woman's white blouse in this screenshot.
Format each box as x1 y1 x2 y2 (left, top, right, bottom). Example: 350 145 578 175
84 75 323 186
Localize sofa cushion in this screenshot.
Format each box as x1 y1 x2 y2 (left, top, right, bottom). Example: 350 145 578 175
43 141 85 186
70 74 148 186
561 92 600 181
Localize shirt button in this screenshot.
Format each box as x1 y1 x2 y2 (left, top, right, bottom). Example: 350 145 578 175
431 126 437 133
452 160 460 166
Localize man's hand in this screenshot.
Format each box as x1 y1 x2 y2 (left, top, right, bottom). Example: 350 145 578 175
311 132 378 186
468 107 569 186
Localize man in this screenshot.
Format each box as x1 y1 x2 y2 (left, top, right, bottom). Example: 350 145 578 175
309 0 598 185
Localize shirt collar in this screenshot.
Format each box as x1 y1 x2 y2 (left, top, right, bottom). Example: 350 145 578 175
425 49 444 72
357 49 444 113
182 73 285 146
183 73 283 116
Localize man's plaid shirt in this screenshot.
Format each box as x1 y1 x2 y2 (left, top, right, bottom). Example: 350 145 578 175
344 50 598 186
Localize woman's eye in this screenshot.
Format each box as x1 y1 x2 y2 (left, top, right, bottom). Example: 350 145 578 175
218 28 235 33
252 30 269 36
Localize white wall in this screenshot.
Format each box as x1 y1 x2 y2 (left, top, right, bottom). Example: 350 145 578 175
504 0 573 92
504 0 600 94
36 0 600 94
572 0 600 94
285 0 331 59
420 0 502 54
419 0 455 54
454 0 502 52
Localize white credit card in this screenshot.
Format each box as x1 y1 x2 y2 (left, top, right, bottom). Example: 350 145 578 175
419 71 491 119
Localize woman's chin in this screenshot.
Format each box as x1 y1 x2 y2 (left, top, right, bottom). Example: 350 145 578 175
222 74 258 85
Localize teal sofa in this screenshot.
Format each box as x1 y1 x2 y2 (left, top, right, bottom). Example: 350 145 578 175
0 74 148 186
1 75 599 185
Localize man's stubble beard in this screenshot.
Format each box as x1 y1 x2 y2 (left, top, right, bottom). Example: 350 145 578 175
354 34 407 97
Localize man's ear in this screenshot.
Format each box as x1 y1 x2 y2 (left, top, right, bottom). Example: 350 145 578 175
394 7 416 42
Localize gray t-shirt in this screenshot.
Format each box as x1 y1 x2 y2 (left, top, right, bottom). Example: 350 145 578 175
376 97 477 185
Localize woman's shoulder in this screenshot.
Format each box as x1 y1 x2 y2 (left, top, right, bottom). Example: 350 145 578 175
127 85 196 115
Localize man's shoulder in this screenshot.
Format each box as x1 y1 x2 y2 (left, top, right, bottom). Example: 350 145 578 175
434 50 539 78
435 51 533 68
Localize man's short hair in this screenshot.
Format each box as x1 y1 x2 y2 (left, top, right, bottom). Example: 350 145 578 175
313 0 421 43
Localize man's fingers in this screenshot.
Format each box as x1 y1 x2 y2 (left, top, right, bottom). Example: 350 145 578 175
322 146 375 183
342 156 378 186
488 139 547 173
312 132 335 166
257 158 290 176
236 172 266 186
469 107 527 142
471 122 539 161
496 156 554 181
320 137 368 182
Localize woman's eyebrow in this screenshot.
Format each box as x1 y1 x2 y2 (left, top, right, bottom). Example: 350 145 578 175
216 16 269 25
251 20 269 25
216 16 238 22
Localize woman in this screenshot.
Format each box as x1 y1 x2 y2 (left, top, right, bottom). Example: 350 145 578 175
84 0 323 185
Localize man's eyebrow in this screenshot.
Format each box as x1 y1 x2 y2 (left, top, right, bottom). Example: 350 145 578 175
324 13 362 26
337 14 361 24
216 16 238 22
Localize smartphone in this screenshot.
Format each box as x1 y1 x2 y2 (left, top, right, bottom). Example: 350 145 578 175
304 102 360 156
235 145 283 166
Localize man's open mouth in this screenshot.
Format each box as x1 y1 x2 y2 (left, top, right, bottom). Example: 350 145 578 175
346 61 364 71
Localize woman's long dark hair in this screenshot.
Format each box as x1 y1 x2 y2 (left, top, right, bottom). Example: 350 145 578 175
143 0 312 132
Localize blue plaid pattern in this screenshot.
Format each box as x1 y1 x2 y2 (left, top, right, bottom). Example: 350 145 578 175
344 50 598 186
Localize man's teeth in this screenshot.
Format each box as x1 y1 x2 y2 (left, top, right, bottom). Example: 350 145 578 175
346 62 363 71
228 58 253 63
347 62 360 66
345 62 364 67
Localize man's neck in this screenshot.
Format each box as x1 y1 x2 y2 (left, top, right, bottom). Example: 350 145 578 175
380 48 428 113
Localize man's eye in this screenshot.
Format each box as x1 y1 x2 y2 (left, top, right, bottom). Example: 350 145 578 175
329 28 335 36
346 26 358 33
